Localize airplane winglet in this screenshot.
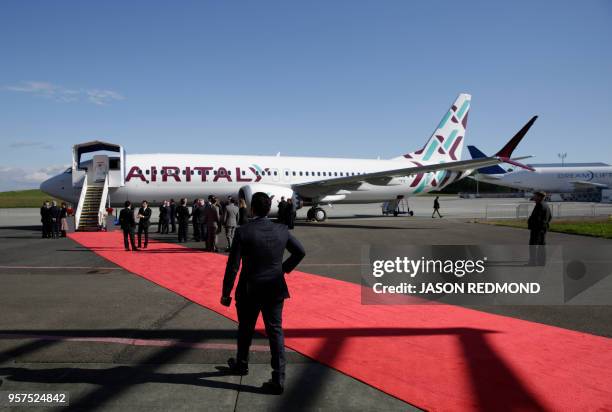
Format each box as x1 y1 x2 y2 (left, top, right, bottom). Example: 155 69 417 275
494 115 538 171
495 116 538 158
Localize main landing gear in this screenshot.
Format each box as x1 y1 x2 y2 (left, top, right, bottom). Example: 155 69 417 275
306 207 327 222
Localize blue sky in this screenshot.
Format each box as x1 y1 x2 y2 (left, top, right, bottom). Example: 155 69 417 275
1 0 610 190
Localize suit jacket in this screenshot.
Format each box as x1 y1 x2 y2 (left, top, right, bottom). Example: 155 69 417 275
119 207 136 230
223 217 305 302
192 205 206 224
528 201 552 232
176 205 191 223
49 206 60 221
224 204 239 227
138 207 152 226
159 205 168 223
204 204 220 227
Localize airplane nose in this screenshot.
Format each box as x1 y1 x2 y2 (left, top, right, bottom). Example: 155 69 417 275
40 175 58 197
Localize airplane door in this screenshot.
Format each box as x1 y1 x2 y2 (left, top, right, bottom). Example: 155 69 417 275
92 155 109 183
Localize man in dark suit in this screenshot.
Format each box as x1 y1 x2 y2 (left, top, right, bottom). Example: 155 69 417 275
137 200 152 248
204 196 221 252
221 192 305 394
528 191 552 266
192 199 206 242
176 198 191 243
169 199 177 233
277 197 287 225
40 201 51 238
119 201 138 251
49 201 61 239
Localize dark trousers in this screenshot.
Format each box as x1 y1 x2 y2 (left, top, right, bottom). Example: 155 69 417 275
178 222 188 242
194 223 206 241
206 224 218 251
529 230 547 266
137 224 149 247
52 220 60 238
171 217 176 232
236 298 285 384
432 208 442 218
123 228 137 250
160 220 169 234
42 221 53 238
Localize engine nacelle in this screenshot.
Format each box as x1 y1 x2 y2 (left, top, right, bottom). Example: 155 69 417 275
239 184 299 217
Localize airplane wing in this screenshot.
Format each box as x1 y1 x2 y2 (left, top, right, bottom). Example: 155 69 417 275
570 181 609 190
294 116 537 195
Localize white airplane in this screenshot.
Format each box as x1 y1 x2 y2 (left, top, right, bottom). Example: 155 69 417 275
468 146 612 195
40 93 537 230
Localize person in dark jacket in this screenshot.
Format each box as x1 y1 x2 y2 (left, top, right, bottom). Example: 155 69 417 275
137 200 152 248
40 201 51 238
119 201 138 251
49 201 61 239
59 202 68 237
277 197 287 225
159 201 170 234
527 191 552 266
176 198 191 243
169 199 177 233
204 197 221 252
192 199 206 241
238 198 248 226
284 198 295 230
221 192 306 394
432 196 443 218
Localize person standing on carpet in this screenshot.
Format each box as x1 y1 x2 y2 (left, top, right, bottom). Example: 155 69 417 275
221 192 305 394
119 201 138 251
176 198 191 243
137 200 152 248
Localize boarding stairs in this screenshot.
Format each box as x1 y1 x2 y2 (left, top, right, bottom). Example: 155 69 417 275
75 174 109 231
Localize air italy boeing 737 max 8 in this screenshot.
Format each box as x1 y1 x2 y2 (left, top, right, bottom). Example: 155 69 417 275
40 94 537 222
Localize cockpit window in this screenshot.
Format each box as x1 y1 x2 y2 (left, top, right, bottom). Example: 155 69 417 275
64 168 72 174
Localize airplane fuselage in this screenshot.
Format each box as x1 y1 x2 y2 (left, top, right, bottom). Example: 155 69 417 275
478 166 612 192
46 153 468 206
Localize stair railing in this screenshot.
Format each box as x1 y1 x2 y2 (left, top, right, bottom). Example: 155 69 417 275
98 174 110 228
75 174 88 230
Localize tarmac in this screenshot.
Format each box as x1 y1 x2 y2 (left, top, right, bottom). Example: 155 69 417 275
0 199 611 411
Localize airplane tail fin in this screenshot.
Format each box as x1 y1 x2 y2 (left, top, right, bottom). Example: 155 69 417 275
467 145 508 175
397 93 471 163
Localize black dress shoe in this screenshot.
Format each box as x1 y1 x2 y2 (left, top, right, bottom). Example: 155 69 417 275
262 379 284 395
227 358 248 375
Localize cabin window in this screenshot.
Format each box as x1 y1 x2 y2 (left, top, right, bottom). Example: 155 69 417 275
227 170 231 175
198 171 202 175
274 171 278 176
299 171 303 176
334 172 338 176
242 170 246 176
145 170 150 175
292 171 296 176
285 171 289 176
206 170 210 175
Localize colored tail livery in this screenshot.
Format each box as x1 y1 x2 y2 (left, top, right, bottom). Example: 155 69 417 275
400 93 470 162
467 146 508 175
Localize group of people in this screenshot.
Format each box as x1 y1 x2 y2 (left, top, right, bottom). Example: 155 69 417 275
40 201 70 239
275 197 296 228
118 195 250 252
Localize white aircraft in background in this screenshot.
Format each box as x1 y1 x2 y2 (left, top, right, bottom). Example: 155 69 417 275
468 146 611 196
41 93 537 226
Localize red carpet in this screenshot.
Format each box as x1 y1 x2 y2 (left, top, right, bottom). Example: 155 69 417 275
69 232 612 411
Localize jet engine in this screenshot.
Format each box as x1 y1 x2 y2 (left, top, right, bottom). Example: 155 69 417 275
239 184 300 216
